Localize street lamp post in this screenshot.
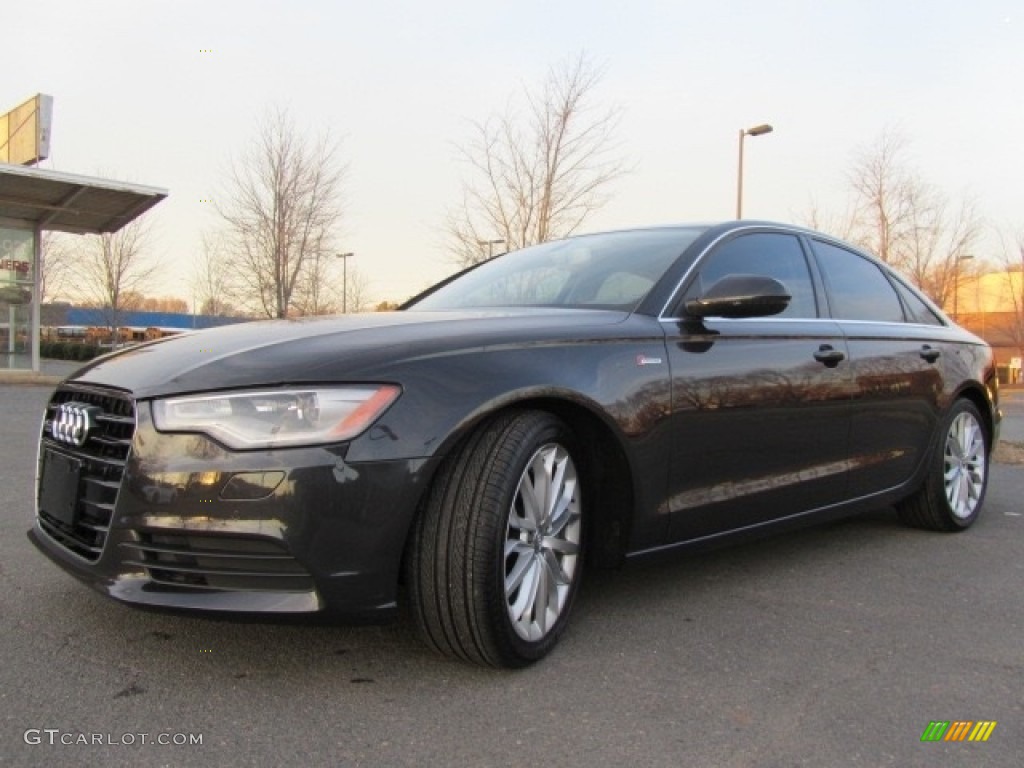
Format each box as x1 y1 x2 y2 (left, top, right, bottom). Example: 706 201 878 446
736 123 773 219
337 252 354 313
478 239 505 259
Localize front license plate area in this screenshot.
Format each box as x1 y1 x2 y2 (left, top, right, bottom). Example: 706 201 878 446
39 450 82 526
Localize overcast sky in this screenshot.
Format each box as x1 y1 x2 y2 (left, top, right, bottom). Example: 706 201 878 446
4 0 1021 304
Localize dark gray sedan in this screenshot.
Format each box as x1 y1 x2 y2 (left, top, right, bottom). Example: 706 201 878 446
30 221 1001 667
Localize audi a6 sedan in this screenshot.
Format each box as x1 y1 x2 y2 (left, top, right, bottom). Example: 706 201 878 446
31 221 1001 667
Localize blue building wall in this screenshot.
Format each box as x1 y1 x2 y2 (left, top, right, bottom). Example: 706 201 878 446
62 308 245 330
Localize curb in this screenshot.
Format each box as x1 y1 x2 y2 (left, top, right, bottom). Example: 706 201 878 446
0 373 62 387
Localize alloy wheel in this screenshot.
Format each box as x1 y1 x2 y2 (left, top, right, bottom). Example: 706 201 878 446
503 443 582 642
943 410 986 520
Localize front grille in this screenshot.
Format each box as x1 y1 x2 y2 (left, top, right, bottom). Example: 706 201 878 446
120 532 314 592
38 387 135 561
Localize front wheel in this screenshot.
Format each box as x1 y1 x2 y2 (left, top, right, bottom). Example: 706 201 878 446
897 399 990 531
406 410 585 667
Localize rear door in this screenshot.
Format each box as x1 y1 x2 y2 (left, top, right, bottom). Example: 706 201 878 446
808 238 948 497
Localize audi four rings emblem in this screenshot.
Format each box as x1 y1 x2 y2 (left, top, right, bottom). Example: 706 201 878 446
52 403 101 448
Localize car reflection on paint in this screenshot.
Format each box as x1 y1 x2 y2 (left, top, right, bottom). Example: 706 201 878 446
140 484 178 505
29 221 1001 667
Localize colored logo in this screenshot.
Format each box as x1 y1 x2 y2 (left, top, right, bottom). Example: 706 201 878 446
920 721 997 742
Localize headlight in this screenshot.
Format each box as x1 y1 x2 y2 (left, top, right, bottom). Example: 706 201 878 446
152 385 400 449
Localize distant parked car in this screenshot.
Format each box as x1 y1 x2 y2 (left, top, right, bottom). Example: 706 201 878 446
30 221 1001 667
0 283 31 305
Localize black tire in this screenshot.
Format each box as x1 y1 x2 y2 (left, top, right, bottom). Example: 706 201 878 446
897 399 990 532
405 410 586 667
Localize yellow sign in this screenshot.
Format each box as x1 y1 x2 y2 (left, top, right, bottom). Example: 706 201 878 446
0 94 53 165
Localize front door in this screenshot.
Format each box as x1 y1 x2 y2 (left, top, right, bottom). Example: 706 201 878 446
661 231 854 543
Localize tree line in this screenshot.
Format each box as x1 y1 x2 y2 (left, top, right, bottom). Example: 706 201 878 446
40 54 1023 351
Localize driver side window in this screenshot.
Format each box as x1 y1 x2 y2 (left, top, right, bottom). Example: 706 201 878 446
686 233 817 318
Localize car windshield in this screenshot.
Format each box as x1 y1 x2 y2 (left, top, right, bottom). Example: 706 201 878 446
408 228 705 311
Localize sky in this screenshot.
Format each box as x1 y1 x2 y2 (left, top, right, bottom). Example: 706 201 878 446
4 0 1022 306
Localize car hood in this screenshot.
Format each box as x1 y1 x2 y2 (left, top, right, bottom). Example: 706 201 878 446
65 309 634 398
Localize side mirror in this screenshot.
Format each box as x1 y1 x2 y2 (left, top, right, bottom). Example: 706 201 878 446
685 274 791 319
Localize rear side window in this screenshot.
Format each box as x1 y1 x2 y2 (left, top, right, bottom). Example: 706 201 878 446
685 232 817 318
892 277 945 326
812 240 904 322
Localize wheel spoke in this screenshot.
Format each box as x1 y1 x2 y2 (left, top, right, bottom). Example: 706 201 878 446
542 548 571 585
950 423 965 459
545 450 567 524
510 556 541 623
955 474 969 514
505 548 534 594
516 470 543 531
533 560 550 634
509 509 537 533
547 477 577 537
542 536 580 556
505 538 531 559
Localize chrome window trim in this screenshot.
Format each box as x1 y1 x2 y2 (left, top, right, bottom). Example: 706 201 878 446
657 316 841 326
656 223 813 322
657 223 769 321
824 318 959 331
657 223 954 329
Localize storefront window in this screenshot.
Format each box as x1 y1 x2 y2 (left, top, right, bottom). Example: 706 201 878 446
1 225 35 371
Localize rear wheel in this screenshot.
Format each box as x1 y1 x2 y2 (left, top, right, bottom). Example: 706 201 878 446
897 399 989 531
406 410 585 667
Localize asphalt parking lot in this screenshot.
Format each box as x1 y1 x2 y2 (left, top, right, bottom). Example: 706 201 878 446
1 383 1021 767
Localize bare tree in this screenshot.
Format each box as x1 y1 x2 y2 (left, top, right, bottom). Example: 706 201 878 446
291 251 342 316
846 129 983 304
797 197 859 242
902 194 983 307
848 128 917 266
72 218 156 345
191 235 235 316
446 53 627 266
40 231 74 304
343 264 370 313
215 108 346 318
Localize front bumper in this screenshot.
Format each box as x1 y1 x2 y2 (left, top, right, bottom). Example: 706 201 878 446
31 397 438 621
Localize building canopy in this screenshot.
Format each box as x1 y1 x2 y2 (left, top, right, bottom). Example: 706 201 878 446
0 163 167 234
1 163 167 376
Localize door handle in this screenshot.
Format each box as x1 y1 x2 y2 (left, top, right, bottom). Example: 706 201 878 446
920 345 941 363
813 345 845 367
